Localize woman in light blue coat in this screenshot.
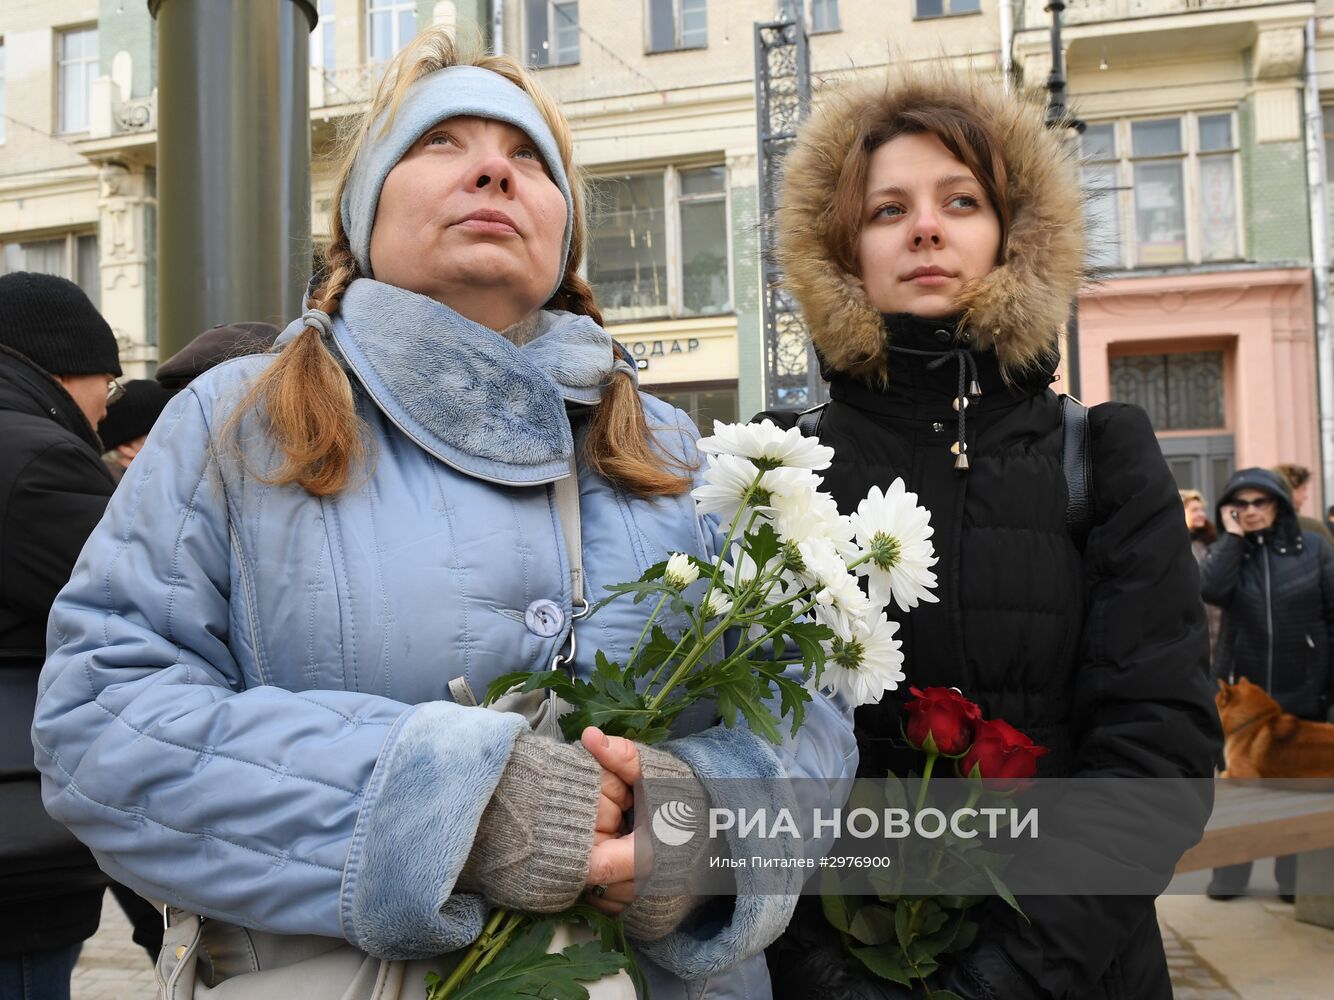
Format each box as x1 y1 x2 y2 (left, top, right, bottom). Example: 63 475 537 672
32 29 855 1000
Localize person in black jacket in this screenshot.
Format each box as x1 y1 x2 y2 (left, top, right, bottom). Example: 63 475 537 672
0 272 122 999
1200 466 1334 901
760 73 1220 1000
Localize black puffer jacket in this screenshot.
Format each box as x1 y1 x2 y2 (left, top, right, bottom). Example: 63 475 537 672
762 317 1221 1000
1201 467 1334 719
0 345 113 953
765 71 1220 1000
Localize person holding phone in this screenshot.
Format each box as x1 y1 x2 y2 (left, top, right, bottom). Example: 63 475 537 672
1201 467 1334 900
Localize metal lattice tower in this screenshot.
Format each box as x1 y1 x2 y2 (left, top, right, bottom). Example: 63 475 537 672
754 14 821 410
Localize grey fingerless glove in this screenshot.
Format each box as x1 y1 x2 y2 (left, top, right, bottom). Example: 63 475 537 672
457 730 601 912
622 744 710 942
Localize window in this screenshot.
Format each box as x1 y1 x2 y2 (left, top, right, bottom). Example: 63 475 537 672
778 0 840 31
1080 113 1240 268
2 233 100 307
367 0 415 63
647 0 707 53
57 27 98 134
915 0 981 17
310 0 336 72
525 1 579 67
587 166 730 322
649 383 738 431
1110 351 1225 430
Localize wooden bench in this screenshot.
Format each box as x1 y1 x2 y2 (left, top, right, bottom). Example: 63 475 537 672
1175 778 1334 928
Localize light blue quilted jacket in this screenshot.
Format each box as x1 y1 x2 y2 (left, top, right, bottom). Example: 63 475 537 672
33 281 857 1000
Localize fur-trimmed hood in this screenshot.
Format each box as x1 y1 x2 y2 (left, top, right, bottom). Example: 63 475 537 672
776 72 1086 382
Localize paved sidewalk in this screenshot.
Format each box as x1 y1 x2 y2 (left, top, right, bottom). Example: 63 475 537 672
73 884 1334 999
72 891 155 1000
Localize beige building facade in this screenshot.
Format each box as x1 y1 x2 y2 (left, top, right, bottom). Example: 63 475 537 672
2 1 1333 509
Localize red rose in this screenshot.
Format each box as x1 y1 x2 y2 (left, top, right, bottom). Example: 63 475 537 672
904 686 983 755
959 718 1050 790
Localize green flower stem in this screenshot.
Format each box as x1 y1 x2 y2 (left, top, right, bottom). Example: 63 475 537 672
923 780 983 885
702 475 766 598
728 594 822 664
646 616 735 712
624 593 670 672
432 906 514 998
914 751 938 818
473 911 528 973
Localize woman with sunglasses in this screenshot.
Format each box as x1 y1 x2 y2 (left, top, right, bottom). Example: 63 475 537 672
1201 466 1334 900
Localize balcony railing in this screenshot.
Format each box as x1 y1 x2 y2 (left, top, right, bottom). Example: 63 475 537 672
311 63 387 109
1026 0 1273 27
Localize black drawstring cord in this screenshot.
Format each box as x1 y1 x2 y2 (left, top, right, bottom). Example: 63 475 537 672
885 338 983 471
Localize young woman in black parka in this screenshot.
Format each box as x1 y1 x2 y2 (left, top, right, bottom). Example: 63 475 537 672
761 73 1222 1000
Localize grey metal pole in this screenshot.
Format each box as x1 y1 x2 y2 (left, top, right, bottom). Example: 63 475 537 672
1303 18 1334 512
150 0 317 363
1045 0 1082 399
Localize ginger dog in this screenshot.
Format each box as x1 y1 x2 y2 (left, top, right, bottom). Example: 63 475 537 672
1215 678 1334 779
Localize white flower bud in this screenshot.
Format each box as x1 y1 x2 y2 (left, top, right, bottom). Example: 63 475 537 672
664 552 700 590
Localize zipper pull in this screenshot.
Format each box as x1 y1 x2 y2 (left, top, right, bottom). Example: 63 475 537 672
1307 634 1316 649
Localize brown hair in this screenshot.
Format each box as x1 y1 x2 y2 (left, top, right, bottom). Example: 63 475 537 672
825 102 1011 280
1276 463 1310 491
226 28 689 498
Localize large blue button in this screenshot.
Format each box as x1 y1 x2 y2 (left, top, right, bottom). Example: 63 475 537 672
525 599 565 637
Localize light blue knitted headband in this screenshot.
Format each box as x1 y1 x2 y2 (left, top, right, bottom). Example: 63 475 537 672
340 65 574 297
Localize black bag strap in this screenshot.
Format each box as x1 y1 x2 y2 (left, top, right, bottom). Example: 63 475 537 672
1060 394 1093 550
796 403 827 439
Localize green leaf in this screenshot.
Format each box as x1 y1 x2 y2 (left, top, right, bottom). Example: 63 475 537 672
481 669 578 706
985 867 1028 921
821 893 855 934
448 918 632 1000
772 673 812 736
782 620 833 673
745 521 782 569
949 920 979 954
882 772 909 813
848 945 913 987
847 905 896 946
894 900 914 955
909 908 968 964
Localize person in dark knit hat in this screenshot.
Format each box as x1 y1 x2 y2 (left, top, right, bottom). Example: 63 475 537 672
0 272 123 997
155 321 279 392
97 379 174 481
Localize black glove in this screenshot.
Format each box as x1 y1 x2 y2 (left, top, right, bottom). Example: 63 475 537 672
935 940 1049 1000
766 901 920 1000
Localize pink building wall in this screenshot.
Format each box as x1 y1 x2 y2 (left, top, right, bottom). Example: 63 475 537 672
1075 268 1323 514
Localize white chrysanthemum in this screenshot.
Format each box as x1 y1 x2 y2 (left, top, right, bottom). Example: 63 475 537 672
819 612 905 706
692 454 762 523
699 589 734 621
768 486 856 558
849 479 940 612
698 419 834 471
796 539 873 623
692 456 822 526
664 552 699 590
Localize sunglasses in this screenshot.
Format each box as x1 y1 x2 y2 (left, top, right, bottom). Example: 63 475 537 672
1230 497 1275 511
107 378 125 405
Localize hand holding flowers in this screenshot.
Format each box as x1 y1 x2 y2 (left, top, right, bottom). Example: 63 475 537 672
426 420 941 999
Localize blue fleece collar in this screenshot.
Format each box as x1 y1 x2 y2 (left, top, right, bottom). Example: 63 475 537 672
340 65 573 295
276 280 628 486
